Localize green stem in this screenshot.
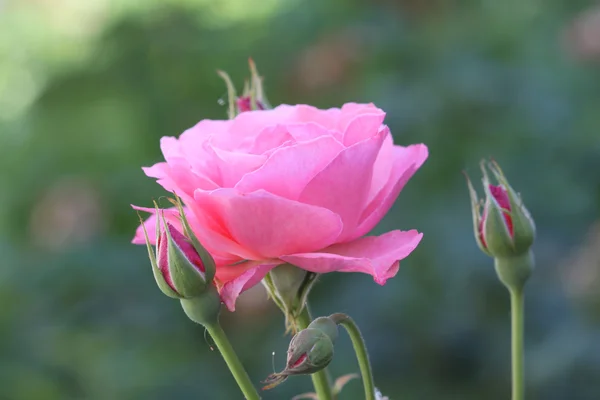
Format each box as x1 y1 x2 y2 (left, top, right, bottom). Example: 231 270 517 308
205 323 261 400
330 314 376 400
509 288 525 400
296 307 334 400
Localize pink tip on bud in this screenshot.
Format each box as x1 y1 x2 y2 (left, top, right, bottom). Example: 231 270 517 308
156 222 206 294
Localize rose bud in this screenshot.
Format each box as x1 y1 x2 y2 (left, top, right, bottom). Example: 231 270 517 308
217 58 271 119
466 160 536 289
263 325 336 390
236 96 265 113
137 199 216 299
307 316 339 343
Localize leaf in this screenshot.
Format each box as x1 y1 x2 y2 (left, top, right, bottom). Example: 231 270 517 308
333 373 360 395
291 393 319 400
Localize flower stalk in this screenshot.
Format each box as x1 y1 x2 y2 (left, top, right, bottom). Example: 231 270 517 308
466 160 535 400
205 322 261 400
329 313 376 400
509 287 525 400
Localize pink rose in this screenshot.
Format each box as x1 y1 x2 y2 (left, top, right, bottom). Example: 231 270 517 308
133 103 428 310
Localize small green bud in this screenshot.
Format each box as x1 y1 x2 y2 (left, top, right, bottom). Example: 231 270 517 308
263 319 336 390
308 317 339 343
287 328 335 374
465 160 536 290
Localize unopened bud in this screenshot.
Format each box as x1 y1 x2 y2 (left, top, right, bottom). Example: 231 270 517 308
157 218 207 298
137 196 216 299
308 316 339 343
263 317 337 390
465 160 536 289
217 59 271 119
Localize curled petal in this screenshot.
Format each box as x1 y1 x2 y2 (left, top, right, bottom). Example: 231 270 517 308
218 260 283 311
353 144 428 239
281 230 423 285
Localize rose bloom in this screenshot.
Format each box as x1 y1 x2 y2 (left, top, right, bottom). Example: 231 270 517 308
133 103 428 310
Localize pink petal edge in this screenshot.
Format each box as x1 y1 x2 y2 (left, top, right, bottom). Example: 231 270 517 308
219 260 283 311
281 229 423 285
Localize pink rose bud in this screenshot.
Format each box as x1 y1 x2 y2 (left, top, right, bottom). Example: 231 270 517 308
466 160 535 289
218 58 271 119
137 198 216 299
156 222 207 298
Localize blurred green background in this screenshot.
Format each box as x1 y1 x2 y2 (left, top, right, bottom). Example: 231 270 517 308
2 0 600 399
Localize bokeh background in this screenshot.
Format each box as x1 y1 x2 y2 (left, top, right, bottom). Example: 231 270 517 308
2 0 600 399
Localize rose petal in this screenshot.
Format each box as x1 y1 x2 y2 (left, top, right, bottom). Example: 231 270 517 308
281 229 423 285
353 144 428 239
143 161 218 201
193 188 343 259
235 135 344 199
342 109 386 146
298 127 387 241
367 133 394 205
217 259 284 311
248 124 294 154
205 141 268 188
292 105 342 131
143 136 218 197
225 105 296 149
285 122 342 143
179 119 231 149
175 119 233 165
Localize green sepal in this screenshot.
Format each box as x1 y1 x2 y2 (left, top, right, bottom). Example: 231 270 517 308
488 161 536 254
248 58 271 109
494 251 534 291
217 69 237 120
180 285 221 326
464 171 491 256
262 271 288 314
263 265 319 333
296 272 319 318
170 194 216 283
308 316 339 344
159 211 207 299
482 182 516 258
136 210 180 299
242 79 250 97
